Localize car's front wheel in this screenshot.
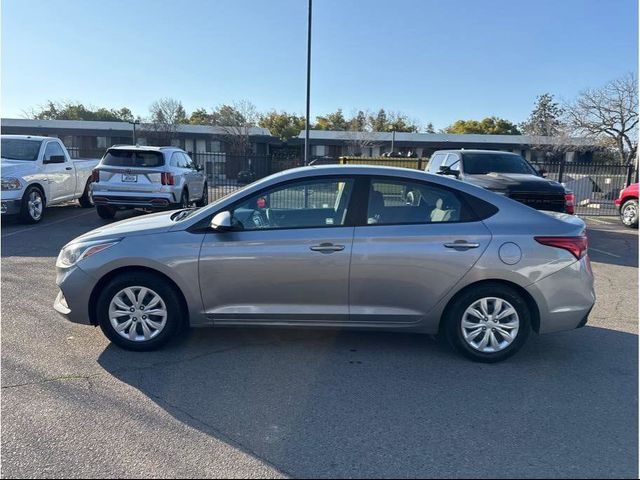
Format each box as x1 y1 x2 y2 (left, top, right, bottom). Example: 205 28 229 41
195 183 208 207
97 272 184 351
621 199 638 228
19 186 45 224
444 283 531 363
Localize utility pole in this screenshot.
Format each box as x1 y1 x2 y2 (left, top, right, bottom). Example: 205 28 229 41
304 0 312 165
128 119 140 145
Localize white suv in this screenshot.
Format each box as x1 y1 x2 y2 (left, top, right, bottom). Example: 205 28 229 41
90 146 207 219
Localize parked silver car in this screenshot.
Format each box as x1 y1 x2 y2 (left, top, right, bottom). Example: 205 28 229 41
90 146 207 219
55 165 595 362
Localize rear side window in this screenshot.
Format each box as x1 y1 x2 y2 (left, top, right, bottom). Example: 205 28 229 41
366 178 494 225
102 150 164 168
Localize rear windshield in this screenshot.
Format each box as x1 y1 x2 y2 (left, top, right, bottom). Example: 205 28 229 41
102 149 164 168
1 138 42 161
463 153 537 175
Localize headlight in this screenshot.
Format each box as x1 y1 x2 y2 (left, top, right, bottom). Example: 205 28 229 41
1 178 22 191
56 239 121 268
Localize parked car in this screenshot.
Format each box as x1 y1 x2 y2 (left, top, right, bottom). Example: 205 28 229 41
615 182 638 228
54 165 595 362
426 149 574 214
90 146 208 220
0 135 98 223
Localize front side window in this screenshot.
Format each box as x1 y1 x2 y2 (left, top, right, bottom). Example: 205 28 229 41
427 153 447 173
230 178 354 230
44 142 66 162
443 153 461 171
367 178 476 225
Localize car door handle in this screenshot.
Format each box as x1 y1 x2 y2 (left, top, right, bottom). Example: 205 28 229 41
444 241 480 250
310 243 345 253
65 167 73 170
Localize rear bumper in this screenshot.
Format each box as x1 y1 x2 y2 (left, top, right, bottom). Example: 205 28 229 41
526 255 596 334
92 192 177 208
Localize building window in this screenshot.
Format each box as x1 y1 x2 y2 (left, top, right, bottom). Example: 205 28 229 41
313 145 327 157
209 141 221 153
97 137 107 149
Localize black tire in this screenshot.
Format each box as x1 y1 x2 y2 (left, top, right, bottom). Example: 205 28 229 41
176 189 189 209
78 179 94 208
444 283 531 363
195 183 208 207
96 205 116 220
97 272 184 351
18 186 45 224
620 199 639 228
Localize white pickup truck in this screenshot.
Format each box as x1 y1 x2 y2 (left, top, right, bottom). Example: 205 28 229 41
1 135 100 223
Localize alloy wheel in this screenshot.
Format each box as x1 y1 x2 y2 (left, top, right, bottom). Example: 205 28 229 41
622 202 638 225
28 190 43 221
461 297 520 353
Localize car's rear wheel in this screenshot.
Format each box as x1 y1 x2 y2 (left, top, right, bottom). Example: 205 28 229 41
444 283 531 363
19 186 45 224
97 272 184 351
195 183 208 207
78 179 94 208
621 199 638 228
96 205 116 220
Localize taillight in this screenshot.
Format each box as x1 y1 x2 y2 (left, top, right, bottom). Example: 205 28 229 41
535 234 588 260
161 172 174 185
564 192 575 215
91 169 99 182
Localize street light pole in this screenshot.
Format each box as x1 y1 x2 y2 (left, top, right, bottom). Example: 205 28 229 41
128 120 140 145
304 0 312 166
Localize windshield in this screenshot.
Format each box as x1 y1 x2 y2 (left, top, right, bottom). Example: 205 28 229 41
463 153 538 175
102 149 164 168
1 139 42 161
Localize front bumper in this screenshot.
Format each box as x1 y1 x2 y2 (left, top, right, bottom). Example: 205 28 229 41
1 199 21 215
54 266 96 325
526 255 596 334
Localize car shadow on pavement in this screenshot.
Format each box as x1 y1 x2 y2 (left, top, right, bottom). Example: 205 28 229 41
97 325 638 478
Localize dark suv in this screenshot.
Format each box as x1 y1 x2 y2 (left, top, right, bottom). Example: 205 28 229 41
426 149 572 214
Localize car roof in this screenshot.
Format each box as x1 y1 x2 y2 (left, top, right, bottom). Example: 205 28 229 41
1 134 54 142
107 145 182 152
432 149 521 156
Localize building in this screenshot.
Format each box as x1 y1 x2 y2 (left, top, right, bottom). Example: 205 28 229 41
288 130 598 163
0 118 281 159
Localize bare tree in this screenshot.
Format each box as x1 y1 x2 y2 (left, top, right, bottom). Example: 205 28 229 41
565 73 638 165
143 98 187 145
343 130 382 157
213 100 259 155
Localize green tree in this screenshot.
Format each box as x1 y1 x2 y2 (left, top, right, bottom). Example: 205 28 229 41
259 111 306 140
210 104 247 127
189 108 215 125
425 122 436 133
445 116 521 135
520 93 564 137
32 101 135 122
315 109 349 130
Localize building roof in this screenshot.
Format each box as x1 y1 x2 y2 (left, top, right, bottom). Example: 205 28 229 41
294 129 595 147
0 118 273 137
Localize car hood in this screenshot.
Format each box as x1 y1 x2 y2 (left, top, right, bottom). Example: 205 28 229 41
463 173 565 193
73 210 181 243
1 158 38 177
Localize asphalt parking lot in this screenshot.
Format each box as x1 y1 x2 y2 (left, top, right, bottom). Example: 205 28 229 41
1 204 638 479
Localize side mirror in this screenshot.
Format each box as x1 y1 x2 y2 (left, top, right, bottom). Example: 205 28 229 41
44 155 66 164
438 165 460 178
210 211 232 231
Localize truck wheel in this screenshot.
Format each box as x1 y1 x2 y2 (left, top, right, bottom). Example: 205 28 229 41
97 205 116 220
195 183 208 207
621 199 639 228
19 186 45 224
78 179 94 208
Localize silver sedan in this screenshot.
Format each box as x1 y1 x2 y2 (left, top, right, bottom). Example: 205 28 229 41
54 165 595 362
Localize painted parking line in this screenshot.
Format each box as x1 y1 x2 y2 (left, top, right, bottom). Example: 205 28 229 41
1 210 96 239
589 247 622 258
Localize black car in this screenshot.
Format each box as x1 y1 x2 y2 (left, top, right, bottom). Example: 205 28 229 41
425 149 572 214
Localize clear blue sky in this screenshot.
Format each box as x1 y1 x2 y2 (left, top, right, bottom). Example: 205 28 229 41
1 0 637 130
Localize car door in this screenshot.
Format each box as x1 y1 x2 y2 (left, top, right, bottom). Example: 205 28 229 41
42 141 75 202
349 176 492 325
198 176 356 325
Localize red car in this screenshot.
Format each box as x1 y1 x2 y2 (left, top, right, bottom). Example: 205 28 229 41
615 183 638 228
